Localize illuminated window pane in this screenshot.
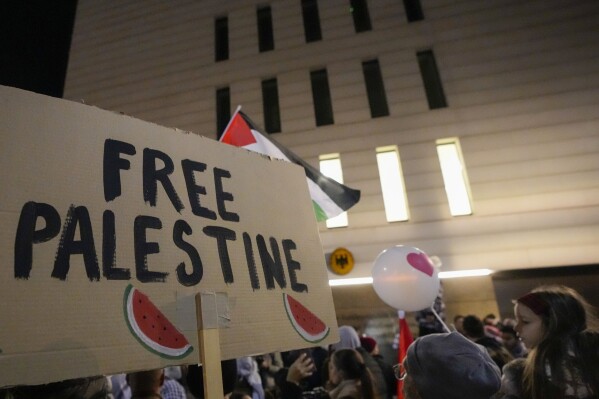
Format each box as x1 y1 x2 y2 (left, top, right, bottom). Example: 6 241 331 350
436 138 472 216
376 146 409 222
319 154 348 228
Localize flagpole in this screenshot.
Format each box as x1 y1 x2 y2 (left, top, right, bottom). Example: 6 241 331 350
397 310 413 399
219 105 242 140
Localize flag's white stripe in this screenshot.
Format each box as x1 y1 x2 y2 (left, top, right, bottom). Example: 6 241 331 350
306 178 344 217
245 130 289 161
247 129 343 217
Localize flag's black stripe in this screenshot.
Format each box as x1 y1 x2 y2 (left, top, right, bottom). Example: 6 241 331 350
240 111 361 211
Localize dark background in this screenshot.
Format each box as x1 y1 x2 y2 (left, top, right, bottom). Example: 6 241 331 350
492 265 599 320
1 0 78 98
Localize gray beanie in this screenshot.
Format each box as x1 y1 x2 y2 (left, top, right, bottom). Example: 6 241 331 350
406 331 501 399
331 325 361 351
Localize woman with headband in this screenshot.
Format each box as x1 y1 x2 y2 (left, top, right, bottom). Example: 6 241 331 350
513 285 599 398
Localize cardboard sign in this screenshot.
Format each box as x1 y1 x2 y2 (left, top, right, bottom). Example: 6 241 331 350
0 85 338 388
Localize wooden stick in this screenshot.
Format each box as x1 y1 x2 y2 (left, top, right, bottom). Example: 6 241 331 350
196 292 224 399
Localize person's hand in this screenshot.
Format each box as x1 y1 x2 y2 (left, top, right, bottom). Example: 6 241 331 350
286 353 315 385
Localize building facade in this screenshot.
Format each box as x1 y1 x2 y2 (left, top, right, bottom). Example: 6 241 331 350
65 0 599 324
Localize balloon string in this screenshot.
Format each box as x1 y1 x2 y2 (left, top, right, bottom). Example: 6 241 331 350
430 303 451 333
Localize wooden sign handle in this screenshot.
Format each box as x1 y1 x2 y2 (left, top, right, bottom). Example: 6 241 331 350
196 292 224 399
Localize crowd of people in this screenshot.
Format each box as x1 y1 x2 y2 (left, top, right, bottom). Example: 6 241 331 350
1 285 597 399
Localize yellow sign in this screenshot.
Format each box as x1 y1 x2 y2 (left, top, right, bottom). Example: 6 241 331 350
329 248 354 275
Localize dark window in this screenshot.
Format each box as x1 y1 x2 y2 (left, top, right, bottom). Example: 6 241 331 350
362 59 389 118
350 0 372 33
403 0 424 22
262 78 281 133
310 69 334 126
302 0 322 42
215 17 229 61
417 50 447 109
257 6 274 52
216 87 231 138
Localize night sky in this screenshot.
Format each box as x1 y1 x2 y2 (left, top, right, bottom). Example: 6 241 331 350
1 0 78 98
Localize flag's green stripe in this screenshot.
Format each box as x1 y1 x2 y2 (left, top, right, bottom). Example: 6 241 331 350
306 178 344 219
312 201 328 222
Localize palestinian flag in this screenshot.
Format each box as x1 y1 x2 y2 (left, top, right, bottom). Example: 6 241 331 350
219 108 360 221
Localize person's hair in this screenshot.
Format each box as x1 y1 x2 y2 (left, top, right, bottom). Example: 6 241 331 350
462 315 485 338
483 313 497 324
331 349 375 399
187 359 238 398
0 377 110 399
519 285 599 399
127 369 164 398
229 392 251 399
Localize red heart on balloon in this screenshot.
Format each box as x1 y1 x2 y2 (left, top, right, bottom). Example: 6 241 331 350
407 252 434 276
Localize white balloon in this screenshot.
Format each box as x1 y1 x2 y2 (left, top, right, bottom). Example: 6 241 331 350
371 245 440 311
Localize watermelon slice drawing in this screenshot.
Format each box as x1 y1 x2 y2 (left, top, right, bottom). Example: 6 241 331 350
283 293 330 343
123 284 193 359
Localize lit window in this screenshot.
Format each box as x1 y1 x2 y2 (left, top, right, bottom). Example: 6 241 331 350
436 138 472 216
376 146 409 222
319 154 348 228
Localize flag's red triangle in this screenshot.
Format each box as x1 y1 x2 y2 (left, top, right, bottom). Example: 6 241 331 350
220 112 257 147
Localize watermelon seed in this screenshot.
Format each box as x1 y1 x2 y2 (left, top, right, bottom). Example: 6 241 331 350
143 315 147 319
152 325 155 328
